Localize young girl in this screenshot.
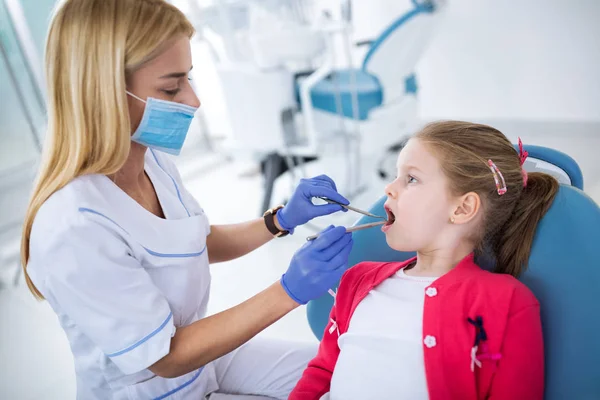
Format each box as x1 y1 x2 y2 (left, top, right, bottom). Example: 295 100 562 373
291 121 558 400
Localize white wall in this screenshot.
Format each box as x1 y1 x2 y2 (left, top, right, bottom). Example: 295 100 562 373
352 0 600 121
411 0 600 121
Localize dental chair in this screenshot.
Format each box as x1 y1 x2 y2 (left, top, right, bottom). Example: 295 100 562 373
296 0 444 162
521 144 584 190
306 166 600 398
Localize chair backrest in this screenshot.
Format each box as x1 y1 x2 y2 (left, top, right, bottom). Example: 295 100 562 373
361 0 443 104
519 144 584 190
306 186 600 399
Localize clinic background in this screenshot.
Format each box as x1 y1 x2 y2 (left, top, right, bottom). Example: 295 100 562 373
1 0 599 398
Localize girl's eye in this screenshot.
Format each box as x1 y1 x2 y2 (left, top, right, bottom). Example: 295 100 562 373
408 175 418 184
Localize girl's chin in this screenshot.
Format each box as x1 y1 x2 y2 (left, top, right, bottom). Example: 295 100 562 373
384 232 416 253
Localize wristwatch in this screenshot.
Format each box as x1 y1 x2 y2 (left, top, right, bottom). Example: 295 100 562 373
263 205 289 237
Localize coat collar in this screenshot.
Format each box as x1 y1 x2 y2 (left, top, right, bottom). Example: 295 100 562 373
73 152 208 256
359 253 481 298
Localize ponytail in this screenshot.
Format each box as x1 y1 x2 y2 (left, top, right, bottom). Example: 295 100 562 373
493 172 559 277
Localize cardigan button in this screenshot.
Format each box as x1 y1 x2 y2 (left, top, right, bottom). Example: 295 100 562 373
425 287 438 297
424 335 437 348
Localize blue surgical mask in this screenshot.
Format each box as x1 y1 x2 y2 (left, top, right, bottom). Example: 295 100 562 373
127 91 197 155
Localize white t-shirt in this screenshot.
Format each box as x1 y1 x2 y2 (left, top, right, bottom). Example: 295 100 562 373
28 150 215 399
329 268 437 400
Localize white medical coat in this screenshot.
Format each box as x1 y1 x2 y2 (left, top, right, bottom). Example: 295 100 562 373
28 150 215 399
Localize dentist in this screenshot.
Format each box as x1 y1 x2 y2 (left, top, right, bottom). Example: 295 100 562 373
21 1 353 399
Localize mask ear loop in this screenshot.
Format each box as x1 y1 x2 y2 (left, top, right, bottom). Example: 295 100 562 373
488 160 507 196
126 90 147 104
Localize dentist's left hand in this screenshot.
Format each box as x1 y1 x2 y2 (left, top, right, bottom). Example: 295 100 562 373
281 226 353 305
277 175 348 232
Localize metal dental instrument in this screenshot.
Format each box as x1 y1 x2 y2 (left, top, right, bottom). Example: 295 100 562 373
306 221 387 241
317 198 387 220
306 198 389 241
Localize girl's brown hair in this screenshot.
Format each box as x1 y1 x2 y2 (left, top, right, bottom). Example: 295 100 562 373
415 121 559 277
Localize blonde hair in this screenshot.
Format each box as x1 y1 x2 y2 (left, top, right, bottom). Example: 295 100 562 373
415 121 558 277
21 0 194 299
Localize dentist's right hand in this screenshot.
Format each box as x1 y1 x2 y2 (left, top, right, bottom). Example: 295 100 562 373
281 226 353 305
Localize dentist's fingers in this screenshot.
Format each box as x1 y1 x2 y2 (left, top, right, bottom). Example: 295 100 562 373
310 226 348 251
318 233 353 262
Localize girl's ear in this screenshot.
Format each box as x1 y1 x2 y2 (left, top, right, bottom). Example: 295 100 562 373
451 191 481 225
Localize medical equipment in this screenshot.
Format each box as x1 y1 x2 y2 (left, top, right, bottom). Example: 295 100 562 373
306 220 387 241
305 198 388 241
318 197 386 220
297 0 446 189
183 0 446 215
184 0 331 211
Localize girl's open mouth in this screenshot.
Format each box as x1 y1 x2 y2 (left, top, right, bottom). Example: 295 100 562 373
384 206 396 226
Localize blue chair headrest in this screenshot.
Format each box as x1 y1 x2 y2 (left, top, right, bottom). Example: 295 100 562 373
518 144 584 190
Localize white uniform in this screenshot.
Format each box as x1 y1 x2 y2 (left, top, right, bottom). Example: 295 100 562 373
27 150 315 399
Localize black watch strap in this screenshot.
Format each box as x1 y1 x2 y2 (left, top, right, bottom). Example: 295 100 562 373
264 207 289 237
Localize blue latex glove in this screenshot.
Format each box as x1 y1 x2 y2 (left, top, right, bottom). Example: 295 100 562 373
281 226 353 305
277 175 349 233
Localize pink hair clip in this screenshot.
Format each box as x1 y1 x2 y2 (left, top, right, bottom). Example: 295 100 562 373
488 159 507 195
518 137 529 187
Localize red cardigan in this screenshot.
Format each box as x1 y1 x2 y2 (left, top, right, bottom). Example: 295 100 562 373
291 254 544 400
